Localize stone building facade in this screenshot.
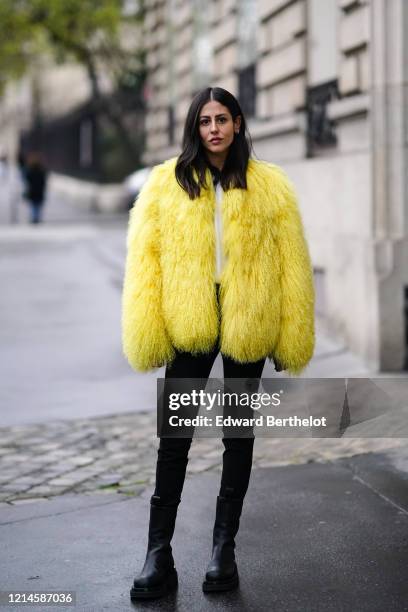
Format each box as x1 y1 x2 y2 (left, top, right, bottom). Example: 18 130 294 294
142 0 408 373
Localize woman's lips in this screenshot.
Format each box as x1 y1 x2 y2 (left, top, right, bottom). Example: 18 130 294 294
210 138 222 144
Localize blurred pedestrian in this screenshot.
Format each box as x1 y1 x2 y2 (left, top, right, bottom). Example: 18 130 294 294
17 148 26 183
0 152 8 179
122 87 315 599
23 152 47 224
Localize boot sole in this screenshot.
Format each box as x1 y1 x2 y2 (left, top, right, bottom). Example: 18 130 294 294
130 568 178 600
202 570 239 593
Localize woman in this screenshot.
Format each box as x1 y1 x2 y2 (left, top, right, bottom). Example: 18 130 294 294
122 87 315 600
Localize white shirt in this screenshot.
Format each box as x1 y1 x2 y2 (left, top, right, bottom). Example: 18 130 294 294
214 181 226 283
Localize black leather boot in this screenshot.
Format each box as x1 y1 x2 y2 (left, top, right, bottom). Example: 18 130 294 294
202 495 244 592
130 495 179 600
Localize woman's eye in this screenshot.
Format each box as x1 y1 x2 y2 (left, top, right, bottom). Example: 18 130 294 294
200 117 228 126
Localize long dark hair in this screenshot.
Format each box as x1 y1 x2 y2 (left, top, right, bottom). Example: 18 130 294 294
175 87 253 199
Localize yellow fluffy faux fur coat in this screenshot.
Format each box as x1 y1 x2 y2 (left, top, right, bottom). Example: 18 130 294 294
122 156 315 375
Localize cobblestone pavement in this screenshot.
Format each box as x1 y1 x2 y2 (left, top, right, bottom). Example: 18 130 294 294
0 411 405 506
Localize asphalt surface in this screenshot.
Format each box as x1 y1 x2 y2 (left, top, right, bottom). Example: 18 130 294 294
1 451 407 612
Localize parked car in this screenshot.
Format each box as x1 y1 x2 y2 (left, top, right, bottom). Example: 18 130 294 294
122 166 152 210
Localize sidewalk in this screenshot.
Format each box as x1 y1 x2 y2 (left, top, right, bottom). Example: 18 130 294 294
0 408 406 504
1 450 407 611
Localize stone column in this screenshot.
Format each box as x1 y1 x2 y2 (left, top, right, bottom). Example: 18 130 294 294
370 0 408 370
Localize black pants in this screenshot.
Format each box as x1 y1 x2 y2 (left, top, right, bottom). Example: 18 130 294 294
153 284 266 506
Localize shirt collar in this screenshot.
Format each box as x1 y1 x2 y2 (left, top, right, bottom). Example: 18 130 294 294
207 162 222 186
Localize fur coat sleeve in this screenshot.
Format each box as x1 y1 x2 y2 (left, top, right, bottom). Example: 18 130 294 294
121 165 175 372
267 165 315 375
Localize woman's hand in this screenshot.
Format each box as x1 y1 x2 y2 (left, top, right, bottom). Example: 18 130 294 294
274 357 285 372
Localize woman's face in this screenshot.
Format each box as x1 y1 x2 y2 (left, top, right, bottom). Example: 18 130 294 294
198 100 241 158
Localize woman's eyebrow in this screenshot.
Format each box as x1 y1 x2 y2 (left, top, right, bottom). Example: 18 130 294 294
199 114 228 119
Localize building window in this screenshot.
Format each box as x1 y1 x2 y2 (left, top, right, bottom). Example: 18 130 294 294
306 0 340 156
238 63 256 118
306 80 339 157
237 0 258 118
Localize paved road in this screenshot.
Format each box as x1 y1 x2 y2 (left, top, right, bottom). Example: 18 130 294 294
0 408 405 504
1 452 407 611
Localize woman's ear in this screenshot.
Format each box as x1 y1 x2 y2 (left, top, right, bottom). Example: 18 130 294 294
234 115 242 134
